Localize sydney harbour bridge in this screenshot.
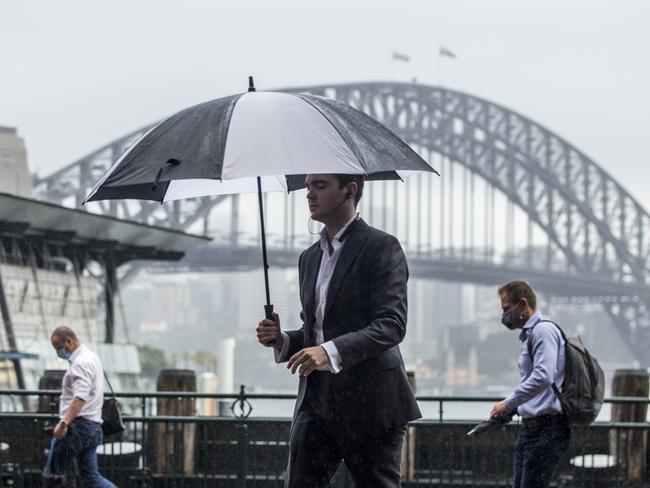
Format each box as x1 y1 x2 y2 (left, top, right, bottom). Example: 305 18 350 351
32 82 650 366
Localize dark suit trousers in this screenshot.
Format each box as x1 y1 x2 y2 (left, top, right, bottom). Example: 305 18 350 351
285 372 407 488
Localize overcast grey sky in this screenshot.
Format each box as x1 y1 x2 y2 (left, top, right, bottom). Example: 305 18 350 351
3 0 650 207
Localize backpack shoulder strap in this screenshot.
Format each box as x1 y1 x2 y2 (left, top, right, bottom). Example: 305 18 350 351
526 318 566 358
527 319 566 397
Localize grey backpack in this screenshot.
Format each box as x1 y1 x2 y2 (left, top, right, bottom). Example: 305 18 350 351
527 320 605 426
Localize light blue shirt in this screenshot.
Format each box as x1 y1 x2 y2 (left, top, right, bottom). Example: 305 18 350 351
505 310 566 419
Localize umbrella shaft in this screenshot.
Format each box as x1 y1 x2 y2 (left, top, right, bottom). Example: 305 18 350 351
257 177 273 318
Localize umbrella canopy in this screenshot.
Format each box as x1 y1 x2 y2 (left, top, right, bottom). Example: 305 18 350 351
84 84 436 203
84 78 438 320
466 411 515 436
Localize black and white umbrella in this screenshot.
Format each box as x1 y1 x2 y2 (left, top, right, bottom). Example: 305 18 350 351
84 77 437 318
466 411 515 436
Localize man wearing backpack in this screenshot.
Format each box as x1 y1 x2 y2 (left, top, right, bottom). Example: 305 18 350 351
491 280 571 488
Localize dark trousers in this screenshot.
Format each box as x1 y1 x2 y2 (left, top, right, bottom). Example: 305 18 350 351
43 418 117 488
285 401 406 488
512 415 571 488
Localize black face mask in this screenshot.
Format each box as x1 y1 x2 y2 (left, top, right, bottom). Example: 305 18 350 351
501 303 526 330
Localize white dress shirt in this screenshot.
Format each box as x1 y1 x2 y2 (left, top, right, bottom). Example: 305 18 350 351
60 344 105 423
275 214 359 373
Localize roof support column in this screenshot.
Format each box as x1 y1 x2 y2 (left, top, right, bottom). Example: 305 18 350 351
0 265 26 389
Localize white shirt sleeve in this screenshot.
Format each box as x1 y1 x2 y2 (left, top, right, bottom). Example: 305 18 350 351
70 362 93 402
273 333 343 374
322 340 343 374
274 332 291 363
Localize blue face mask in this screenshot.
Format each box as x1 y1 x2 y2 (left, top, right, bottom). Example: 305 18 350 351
56 347 71 360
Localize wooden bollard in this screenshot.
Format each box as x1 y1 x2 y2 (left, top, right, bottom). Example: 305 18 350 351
154 369 197 475
38 369 65 413
609 369 649 481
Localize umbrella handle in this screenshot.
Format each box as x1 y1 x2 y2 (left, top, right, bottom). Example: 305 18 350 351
264 304 274 320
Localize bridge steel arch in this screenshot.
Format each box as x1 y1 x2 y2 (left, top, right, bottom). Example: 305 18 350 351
34 82 650 364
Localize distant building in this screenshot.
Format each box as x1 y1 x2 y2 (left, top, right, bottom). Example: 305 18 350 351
0 126 32 197
0 193 206 389
442 324 481 389
236 268 302 333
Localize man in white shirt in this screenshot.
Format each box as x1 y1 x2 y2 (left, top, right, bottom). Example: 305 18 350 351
257 174 421 487
43 326 117 488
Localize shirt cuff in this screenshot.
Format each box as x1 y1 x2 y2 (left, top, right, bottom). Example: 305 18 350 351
322 341 342 374
72 386 90 402
505 394 518 410
273 332 290 363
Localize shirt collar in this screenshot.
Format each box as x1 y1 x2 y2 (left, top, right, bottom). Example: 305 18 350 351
522 310 543 329
69 343 86 363
518 310 542 341
319 213 359 253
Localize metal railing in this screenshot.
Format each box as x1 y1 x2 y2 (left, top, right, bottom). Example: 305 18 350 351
1 390 648 487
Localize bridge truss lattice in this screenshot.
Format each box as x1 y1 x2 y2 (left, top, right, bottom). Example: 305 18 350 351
33 82 650 365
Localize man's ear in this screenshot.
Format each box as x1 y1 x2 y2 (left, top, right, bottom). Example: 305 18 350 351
347 182 358 199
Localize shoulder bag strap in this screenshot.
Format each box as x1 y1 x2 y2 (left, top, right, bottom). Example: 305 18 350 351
103 370 118 400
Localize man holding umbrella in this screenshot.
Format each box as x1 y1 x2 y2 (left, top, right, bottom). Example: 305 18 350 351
82 79 435 486
257 173 421 488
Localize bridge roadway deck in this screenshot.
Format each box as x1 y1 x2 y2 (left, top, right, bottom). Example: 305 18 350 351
141 244 650 300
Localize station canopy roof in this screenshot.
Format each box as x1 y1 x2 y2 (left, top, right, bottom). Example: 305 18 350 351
0 192 209 262
0 351 39 360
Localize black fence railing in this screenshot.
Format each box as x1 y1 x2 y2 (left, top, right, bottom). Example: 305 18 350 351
2 389 647 419
1 391 648 487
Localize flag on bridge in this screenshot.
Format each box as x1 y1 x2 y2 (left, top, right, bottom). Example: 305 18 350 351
392 51 410 63
439 45 456 59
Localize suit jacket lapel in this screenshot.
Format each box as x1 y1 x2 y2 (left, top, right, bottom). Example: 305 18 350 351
302 244 322 343
323 219 369 319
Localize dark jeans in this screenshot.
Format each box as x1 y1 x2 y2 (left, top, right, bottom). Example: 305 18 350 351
513 415 571 488
285 401 406 488
44 418 117 488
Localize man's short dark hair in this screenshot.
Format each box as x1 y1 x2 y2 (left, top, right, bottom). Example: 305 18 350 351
333 174 365 206
498 280 537 310
51 326 78 342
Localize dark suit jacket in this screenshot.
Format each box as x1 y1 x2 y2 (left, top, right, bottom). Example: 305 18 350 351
283 218 421 435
